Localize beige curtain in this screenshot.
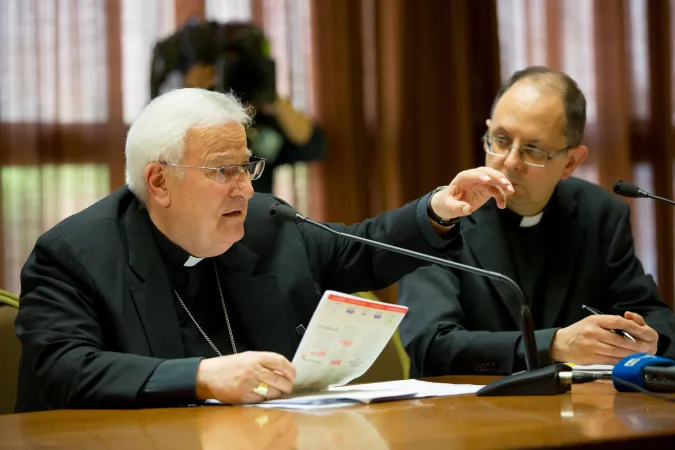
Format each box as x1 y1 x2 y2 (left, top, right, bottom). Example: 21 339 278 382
0 0 176 293
0 0 116 293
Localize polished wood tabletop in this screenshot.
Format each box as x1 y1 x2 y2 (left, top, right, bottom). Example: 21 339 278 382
1 376 674 450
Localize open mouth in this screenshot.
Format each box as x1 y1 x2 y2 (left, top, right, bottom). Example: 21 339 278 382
223 210 243 218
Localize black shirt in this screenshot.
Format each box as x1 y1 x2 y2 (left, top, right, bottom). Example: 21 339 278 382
138 213 250 405
150 222 250 357
498 199 555 329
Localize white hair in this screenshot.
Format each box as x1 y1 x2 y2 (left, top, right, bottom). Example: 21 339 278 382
125 88 252 201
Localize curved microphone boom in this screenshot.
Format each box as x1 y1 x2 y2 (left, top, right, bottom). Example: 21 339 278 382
269 203 579 396
613 180 675 206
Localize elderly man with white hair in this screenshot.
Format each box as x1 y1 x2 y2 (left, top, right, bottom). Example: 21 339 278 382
15 88 513 412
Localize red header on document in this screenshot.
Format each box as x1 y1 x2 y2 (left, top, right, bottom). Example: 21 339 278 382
327 293 409 314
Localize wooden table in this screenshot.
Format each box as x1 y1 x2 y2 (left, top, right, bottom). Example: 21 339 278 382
1 376 674 449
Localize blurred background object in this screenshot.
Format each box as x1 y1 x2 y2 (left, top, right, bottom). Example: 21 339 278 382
148 17 326 193
0 0 674 307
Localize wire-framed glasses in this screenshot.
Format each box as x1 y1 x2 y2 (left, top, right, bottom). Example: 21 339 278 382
482 134 571 168
160 156 266 183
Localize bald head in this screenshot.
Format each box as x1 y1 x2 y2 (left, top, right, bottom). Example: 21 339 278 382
491 67 587 147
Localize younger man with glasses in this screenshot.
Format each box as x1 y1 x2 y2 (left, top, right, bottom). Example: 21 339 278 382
399 66 675 376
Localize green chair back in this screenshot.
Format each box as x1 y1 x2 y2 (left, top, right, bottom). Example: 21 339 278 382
350 291 410 383
0 290 18 309
0 290 20 414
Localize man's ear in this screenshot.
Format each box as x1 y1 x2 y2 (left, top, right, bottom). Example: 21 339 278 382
145 163 171 207
485 118 491 128
561 145 588 179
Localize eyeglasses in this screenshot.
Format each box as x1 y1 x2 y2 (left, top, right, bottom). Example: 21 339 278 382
482 134 572 168
160 156 266 184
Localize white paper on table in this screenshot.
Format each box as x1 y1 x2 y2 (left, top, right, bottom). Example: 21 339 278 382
331 379 485 398
204 385 415 409
232 380 484 410
291 290 409 390
565 364 614 373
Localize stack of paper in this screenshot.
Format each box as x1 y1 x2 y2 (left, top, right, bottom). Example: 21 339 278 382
245 380 484 410
565 363 614 373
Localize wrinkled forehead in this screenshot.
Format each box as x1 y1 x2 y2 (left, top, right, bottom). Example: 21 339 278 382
184 122 248 162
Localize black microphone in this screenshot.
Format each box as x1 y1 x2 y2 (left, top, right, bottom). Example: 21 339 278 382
269 203 576 396
643 366 675 393
613 180 675 206
268 203 300 223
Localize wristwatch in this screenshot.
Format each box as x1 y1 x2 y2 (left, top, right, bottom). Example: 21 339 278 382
426 185 460 227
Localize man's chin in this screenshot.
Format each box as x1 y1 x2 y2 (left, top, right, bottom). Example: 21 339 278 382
505 195 527 211
218 227 245 246
208 238 240 257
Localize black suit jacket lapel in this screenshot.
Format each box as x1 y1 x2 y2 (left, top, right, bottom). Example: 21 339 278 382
125 204 184 359
541 187 585 328
217 243 297 361
462 201 522 327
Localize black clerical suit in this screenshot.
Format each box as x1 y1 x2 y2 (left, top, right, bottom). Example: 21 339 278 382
15 186 460 412
398 177 675 377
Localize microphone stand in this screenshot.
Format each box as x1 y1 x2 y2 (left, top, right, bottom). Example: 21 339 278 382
645 193 675 206
270 203 572 396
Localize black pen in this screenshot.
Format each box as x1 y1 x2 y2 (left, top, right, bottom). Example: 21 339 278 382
581 304 637 342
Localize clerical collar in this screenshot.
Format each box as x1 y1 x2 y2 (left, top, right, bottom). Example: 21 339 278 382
149 220 205 269
519 211 544 228
499 196 553 229
184 256 204 267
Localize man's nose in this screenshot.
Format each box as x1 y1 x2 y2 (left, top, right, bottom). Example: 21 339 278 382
233 173 255 199
503 146 524 171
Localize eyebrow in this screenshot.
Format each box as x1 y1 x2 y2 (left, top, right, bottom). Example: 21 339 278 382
207 150 253 166
492 126 540 145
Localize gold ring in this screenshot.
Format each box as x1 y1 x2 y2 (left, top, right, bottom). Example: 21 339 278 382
253 382 269 397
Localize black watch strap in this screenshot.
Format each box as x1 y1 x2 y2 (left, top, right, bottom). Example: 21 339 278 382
426 186 460 227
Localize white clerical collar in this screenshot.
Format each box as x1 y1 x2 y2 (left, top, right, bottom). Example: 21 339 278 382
519 211 544 228
184 256 204 267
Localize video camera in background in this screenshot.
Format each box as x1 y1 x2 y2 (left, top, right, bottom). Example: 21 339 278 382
150 19 274 103
214 22 276 106
150 20 326 193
